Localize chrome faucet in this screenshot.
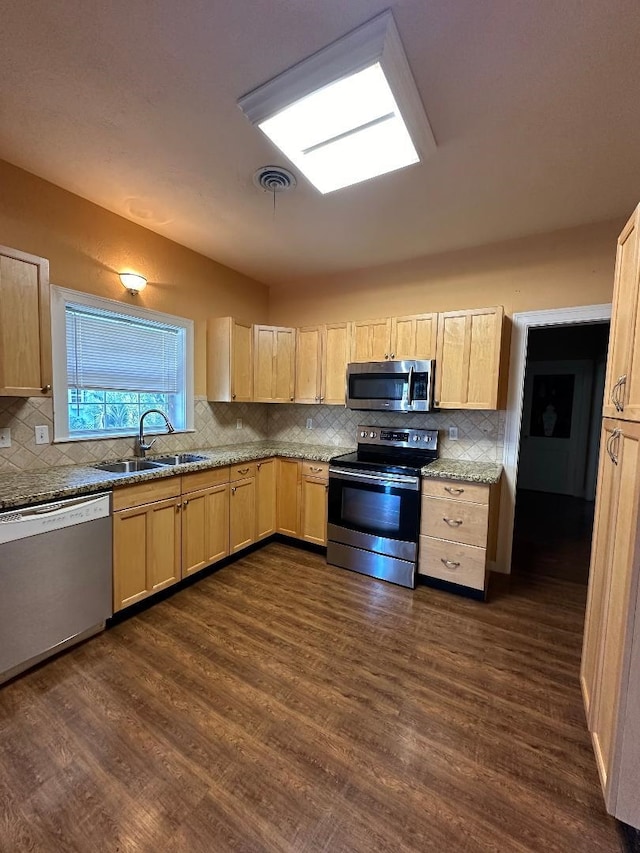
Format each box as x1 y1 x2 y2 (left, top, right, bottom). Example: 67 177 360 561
137 409 175 457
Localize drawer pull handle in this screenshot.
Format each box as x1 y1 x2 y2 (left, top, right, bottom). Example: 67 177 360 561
441 559 460 569
443 517 463 526
309 466 323 472
237 467 250 475
445 486 464 495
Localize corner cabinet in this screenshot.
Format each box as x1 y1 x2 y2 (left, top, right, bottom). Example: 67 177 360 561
434 306 503 410
603 205 640 420
207 317 253 402
581 418 640 827
0 245 52 397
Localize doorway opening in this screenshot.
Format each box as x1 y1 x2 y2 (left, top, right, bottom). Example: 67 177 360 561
511 322 610 583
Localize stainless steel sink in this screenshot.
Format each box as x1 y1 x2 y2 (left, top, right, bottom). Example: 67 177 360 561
151 453 208 466
92 459 165 473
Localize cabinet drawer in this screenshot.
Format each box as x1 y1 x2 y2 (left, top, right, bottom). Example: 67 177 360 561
421 478 489 505
230 461 256 481
419 535 486 591
182 466 229 493
113 475 180 511
302 460 329 480
421 495 489 547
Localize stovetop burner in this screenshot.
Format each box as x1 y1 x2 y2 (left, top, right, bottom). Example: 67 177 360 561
330 424 439 476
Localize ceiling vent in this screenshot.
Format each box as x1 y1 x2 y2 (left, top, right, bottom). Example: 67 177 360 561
253 166 297 193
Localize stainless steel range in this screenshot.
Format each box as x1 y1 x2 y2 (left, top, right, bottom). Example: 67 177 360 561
327 425 438 589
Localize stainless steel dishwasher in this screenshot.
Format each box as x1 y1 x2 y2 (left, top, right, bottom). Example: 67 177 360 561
0 492 112 684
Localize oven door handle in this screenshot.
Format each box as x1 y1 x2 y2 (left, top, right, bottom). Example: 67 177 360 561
329 468 420 490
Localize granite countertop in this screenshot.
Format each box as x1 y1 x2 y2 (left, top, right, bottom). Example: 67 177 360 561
0 441 355 511
421 458 503 485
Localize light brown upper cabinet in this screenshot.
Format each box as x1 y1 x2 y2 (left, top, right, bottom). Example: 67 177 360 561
295 323 349 404
253 325 296 402
350 318 392 362
604 205 640 420
207 317 253 402
390 313 438 360
0 246 51 397
434 307 504 410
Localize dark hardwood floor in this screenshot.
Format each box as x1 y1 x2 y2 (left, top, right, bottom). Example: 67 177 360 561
0 543 621 852
512 489 595 584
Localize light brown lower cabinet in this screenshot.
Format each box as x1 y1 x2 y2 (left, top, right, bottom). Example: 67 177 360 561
301 461 329 546
113 456 330 612
113 495 182 611
581 418 640 827
256 458 277 539
418 477 499 597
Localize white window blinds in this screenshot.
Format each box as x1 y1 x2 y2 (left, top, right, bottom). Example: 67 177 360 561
65 303 184 393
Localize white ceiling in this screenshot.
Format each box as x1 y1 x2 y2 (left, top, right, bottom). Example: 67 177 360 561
2 0 640 287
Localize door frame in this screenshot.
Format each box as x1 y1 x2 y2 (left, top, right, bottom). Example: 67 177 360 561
496 304 611 574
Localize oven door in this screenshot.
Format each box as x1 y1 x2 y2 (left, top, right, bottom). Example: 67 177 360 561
327 467 420 561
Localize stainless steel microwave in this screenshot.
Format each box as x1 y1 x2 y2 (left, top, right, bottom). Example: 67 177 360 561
346 360 435 412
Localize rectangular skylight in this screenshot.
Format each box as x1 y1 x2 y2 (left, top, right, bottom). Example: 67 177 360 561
259 63 419 193
238 11 436 195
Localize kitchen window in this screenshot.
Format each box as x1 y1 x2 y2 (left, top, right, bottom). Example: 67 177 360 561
51 286 194 440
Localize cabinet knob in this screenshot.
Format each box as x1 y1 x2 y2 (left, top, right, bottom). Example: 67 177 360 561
257 462 261 470
320 396 324 402
390 353 395 359
232 393 236 400
231 486 236 495
183 500 188 507
175 505 181 513
41 384 51 394
384 353 389 359
290 397 294 401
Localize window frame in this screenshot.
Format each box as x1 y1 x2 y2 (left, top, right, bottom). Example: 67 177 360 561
51 285 194 442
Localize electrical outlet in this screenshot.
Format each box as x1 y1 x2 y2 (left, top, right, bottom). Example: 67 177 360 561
35 425 50 445
306 418 313 430
0 428 11 448
448 426 459 441
236 418 243 430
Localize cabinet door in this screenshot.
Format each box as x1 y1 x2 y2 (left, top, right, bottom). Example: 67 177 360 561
301 476 328 545
256 458 277 539
323 323 349 404
113 497 181 612
254 325 295 402
391 314 438 360
582 420 620 721
589 421 640 802
295 326 323 403
277 458 301 537
435 307 503 409
350 319 391 362
273 327 296 402
613 207 640 420
183 486 228 577
0 247 51 397
232 320 253 402
230 477 256 553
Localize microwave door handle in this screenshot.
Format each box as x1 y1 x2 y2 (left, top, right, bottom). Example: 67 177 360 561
407 366 414 405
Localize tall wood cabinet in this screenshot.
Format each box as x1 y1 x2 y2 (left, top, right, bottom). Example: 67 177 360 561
582 204 640 829
603 206 640 420
0 245 52 397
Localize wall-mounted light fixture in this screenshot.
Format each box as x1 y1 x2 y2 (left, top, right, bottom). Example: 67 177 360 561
119 272 147 295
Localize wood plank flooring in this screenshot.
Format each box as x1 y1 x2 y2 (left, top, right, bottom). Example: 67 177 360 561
0 543 622 852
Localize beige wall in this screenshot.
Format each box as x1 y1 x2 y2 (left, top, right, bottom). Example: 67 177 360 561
268 219 623 327
0 159 268 395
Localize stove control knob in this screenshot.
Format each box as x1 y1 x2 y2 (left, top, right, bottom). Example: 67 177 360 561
369 431 376 438
360 430 367 438
413 435 420 442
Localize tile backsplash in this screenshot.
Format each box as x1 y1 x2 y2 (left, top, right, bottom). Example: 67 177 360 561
0 396 505 473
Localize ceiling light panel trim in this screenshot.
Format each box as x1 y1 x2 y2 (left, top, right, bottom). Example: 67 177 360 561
237 10 436 159
238 12 391 125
